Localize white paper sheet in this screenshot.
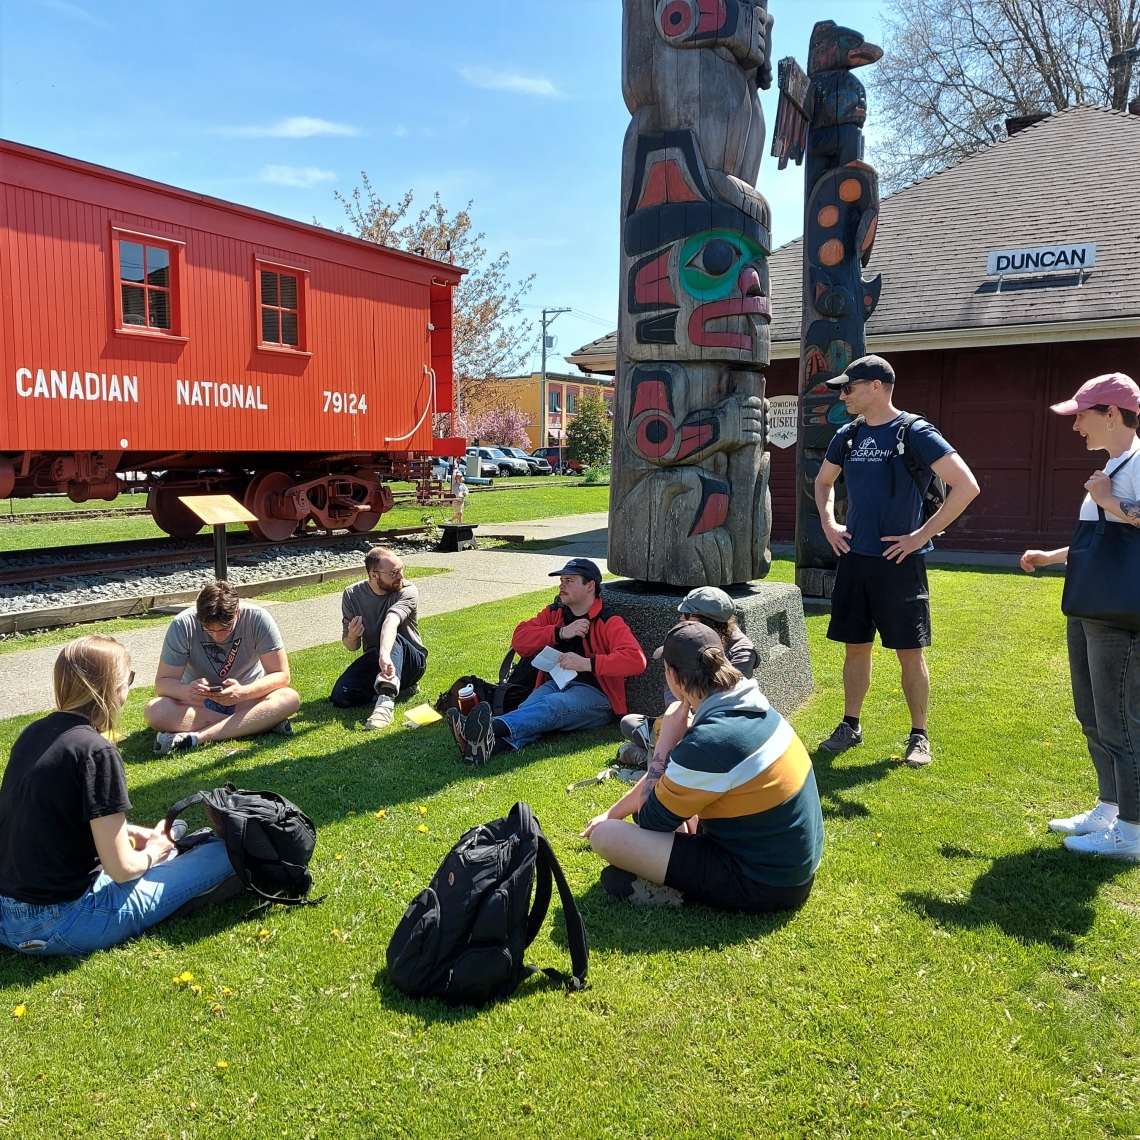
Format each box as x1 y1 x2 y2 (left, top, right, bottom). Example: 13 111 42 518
531 644 578 690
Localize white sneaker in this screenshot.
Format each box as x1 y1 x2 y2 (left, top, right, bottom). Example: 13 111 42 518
363 695 395 731
1049 802 1118 834
153 731 196 756
1062 822 1140 861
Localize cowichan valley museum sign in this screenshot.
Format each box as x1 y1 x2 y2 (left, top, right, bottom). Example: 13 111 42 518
986 242 1096 276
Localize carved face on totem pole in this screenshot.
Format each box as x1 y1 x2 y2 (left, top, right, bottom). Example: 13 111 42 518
654 0 773 75
620 130 772 367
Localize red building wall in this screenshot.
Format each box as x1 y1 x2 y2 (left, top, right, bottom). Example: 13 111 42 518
765 336 1140 550
0 141 462 463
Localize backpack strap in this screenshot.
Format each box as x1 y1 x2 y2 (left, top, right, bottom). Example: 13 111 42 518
837 415 866 466
164 790 211 833
526 831 589 993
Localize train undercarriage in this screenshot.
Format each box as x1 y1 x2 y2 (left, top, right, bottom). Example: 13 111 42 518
0 449 447 539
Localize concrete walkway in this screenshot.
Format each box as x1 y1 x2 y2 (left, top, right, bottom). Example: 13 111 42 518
0 513 609 718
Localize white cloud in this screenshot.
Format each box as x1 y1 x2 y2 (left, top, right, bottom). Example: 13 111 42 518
259 165 337 188
223 117 359 139
459 67 566 99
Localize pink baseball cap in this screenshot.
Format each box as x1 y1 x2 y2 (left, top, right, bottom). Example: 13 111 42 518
1051 373 1140 415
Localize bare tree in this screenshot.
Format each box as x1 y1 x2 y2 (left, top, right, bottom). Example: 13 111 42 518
871 0 1140 188
335 176 536 412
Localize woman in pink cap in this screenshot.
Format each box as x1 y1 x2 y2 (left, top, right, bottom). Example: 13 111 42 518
1022 373 1140 860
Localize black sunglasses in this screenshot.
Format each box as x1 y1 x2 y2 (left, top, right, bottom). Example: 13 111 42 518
125 671 135 686
839 378 878 395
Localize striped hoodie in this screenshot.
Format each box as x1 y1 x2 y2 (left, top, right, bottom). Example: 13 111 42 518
639 679 824 888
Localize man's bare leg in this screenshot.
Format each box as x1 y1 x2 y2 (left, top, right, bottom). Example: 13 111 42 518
589 820 674 884
144 689 300 742
897 648 929 732
843 642 874 718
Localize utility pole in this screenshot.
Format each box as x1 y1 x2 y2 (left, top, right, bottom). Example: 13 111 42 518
540 307 571 449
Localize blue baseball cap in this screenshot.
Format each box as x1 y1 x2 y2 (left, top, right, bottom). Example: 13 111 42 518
549 558 602 586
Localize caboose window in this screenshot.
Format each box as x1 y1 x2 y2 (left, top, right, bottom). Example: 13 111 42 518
119 241 172 330
261 270 300 346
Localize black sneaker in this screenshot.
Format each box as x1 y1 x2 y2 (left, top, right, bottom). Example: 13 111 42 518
464 702 495 767
167 874 246 920
818 721 863 754
600 865 684 907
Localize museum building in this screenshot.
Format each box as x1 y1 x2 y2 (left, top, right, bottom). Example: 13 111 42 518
569 104 1140 551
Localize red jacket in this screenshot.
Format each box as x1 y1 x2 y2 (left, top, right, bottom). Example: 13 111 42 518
512 595 647 716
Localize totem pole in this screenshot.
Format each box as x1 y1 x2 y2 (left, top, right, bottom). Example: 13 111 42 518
609 0 775 588
771 21 883 596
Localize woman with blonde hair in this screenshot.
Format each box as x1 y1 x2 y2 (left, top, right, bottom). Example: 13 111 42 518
0 635 240 956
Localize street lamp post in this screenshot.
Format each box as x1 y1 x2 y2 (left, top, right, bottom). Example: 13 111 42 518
540 307 570 450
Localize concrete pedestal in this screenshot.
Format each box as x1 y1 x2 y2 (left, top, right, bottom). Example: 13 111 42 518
604 580 814 719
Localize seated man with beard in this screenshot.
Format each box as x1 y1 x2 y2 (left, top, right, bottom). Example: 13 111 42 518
331 546 427 730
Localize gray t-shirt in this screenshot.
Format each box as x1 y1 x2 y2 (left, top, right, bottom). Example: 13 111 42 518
159 605 285 685
725 626 759 678
341 580 425 654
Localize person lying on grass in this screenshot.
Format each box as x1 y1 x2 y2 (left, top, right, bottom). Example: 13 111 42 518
145 580 300 755
582 621 824 912
0 636 242 956
447 558 646 764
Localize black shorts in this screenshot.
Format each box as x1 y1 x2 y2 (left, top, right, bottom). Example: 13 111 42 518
827 552 931 650
663 832 814 915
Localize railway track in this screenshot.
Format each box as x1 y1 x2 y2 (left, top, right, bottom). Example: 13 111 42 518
0 526 431 589
0 477 571 526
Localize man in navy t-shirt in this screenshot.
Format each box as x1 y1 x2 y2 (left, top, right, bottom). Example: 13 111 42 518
813 355 979 767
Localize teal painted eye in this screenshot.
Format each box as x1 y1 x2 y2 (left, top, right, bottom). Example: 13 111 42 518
679 229 766 301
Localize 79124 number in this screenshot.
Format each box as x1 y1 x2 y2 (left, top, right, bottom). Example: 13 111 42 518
323 391 367 414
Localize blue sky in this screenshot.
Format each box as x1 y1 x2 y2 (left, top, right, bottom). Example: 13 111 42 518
0 0 884 372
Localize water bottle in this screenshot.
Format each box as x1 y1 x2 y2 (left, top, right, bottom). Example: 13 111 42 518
457 684 478 715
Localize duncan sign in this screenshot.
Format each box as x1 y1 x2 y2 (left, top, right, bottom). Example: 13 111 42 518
985 242 1096 276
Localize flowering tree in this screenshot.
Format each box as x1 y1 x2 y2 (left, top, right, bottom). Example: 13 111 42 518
453 406 534 450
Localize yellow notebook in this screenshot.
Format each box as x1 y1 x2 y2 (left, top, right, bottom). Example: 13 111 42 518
403 703 443 728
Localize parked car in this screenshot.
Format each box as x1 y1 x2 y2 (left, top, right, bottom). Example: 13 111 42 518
466 446 529 477
499 446 552 475
532 447 583 475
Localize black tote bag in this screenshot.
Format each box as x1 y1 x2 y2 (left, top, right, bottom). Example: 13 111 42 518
1061 452 1140 632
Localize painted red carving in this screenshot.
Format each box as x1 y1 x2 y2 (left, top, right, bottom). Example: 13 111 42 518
687 295 771 350
691 491 730 535
636 416 675 459
677 423 713 458
636 160 703 210
695 0 728 34
634 251 678 307
631 379 670 418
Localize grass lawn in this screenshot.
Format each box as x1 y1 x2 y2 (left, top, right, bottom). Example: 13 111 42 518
0 565 1136 1138
0 485 608 553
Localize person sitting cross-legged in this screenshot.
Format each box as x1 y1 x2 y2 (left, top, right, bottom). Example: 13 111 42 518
448 558 647 764
582 621 824 913
331 546 428 730
144 580 300 755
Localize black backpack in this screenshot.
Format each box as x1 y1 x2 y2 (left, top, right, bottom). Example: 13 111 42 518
165 784 323 910
435 648 541 723
386 802 588 1007
841 412 949 526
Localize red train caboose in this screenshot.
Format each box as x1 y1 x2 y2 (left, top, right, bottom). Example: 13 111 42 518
0 139 466 538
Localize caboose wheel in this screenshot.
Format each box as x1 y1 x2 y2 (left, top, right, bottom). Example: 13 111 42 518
148 488 204 538
348 511 382 534
244 471 301 542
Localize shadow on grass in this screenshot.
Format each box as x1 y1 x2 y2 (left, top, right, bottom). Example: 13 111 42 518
901 844 1132 950
811 747 896 820
0 949 82 989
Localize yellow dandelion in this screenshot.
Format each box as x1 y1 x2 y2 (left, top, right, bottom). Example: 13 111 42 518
417 824 429 834
221 987 232 996
332 928 341 937
418 806 428 815
374 809 386 819
216 1060 228 1070
12 1005 26 1019
257 929 269 939
179 971 194 983
875 832 882 839
335 854 344 861
191 985 202 996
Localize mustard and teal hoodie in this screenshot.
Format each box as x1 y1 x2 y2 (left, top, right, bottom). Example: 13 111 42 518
639 679 824 888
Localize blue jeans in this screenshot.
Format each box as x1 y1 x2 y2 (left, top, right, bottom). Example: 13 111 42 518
1068 618 1140 822
0 838 236 957
494 680 614 750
